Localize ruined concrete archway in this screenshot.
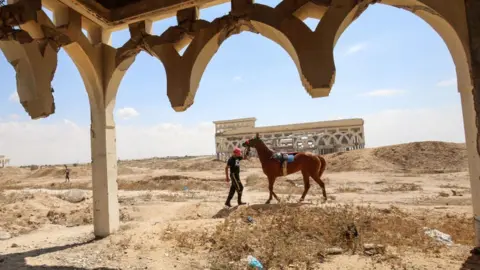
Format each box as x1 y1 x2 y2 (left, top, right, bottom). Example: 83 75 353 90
1 0 480 247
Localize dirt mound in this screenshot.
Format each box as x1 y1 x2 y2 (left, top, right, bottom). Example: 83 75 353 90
118 175 225 191
123 156 261 171
325 141 467 173
0 191 92 236
28 166 91 178
0 190 131 236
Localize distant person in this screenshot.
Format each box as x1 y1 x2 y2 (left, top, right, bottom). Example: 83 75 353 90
64 165 70 183
224 147 249 208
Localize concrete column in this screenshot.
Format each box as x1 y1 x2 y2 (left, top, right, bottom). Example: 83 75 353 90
460 89 480 246
465 0 480 247
90 104 119 237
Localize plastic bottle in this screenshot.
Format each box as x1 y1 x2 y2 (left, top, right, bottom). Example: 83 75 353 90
247 255 264 269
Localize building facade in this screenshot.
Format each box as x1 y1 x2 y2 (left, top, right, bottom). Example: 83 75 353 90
213 118 365 161
0 155 10 168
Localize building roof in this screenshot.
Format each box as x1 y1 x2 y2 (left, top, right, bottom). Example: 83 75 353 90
219 118 364 136
212 117 257 124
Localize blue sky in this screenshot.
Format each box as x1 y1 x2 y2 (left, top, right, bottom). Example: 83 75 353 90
0 2 465 165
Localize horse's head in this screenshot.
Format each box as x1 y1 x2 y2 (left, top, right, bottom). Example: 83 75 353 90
242 133 261 148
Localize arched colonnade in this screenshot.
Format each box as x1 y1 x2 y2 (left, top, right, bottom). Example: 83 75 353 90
0 0 479 245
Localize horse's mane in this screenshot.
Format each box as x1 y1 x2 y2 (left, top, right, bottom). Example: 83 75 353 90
255 137 274 156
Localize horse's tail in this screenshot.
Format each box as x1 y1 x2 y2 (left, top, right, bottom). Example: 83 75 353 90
317 155 327 179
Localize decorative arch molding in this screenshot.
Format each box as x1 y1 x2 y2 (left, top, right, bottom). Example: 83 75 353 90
131 0 369 111
0 1 57 119
0 1 140 119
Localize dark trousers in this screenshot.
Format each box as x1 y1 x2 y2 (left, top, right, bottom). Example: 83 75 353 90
226 172 244 204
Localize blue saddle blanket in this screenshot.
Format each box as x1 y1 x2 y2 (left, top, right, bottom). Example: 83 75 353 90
272 153 295 163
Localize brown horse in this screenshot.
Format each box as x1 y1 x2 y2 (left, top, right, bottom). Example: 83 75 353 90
242 133 327 204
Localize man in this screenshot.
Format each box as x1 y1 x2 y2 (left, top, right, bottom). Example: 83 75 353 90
64 165 70 183
225 147 249 208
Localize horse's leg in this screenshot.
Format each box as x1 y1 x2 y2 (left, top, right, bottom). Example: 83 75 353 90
266 175 274 204
312 174 327 202
272 177 280 203
299 170 311 203
266 176 280 204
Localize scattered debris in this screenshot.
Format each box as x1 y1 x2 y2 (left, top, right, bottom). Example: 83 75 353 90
424 228 453 245
247 255 264 269
326 247 343 255
363 243 386 256
451 189 463 196
0 230 11 240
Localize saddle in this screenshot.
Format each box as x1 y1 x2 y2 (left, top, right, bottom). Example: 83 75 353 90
271 152 297 176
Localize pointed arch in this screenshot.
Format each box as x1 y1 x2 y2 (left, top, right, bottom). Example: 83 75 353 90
148 1 362 111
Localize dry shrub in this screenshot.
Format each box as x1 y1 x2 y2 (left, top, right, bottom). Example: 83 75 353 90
155 193 188 202
208 204 472 269
118 176 222 191
381 183 422 192
439 183 468 190
336 185 364 193
162 225 211 250
0 191 34 204
438 191 450 197
48 182 90 190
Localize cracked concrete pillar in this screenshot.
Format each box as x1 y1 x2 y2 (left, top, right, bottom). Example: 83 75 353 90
465 0 480 247
50 6 142 237
90 102 119 237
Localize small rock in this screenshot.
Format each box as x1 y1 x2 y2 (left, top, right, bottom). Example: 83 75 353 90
0 231 11 240
61 189 87 203
11 243 18 248
363 243 385 256
326 247 343 255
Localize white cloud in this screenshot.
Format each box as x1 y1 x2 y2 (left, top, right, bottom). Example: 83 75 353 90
116 107 139 120
436 77 457 87
345 42 368 55
233 75 243 82
9 114 21 120
360 89 406 97
361 105 465 148
8 91 19 102
0 120 216 166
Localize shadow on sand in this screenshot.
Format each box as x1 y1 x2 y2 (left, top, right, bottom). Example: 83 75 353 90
0 238 118 270
212 202 313 219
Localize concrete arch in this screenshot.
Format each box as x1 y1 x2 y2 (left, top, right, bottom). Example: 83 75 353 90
149 1 361 111
0 6 58 119
61 32 138 115
0 40 56 119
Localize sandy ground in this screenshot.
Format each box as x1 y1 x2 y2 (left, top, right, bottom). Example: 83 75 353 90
0 141 475 269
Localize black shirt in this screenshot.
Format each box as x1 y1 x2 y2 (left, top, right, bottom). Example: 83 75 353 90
227 156 243 174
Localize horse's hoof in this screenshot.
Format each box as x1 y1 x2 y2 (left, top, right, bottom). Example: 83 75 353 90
265 201 271 205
